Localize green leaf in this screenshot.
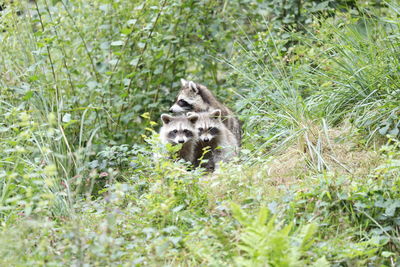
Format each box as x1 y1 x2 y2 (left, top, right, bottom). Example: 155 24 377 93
22 91 34 101
385 200 400 217
382 251 395 257
111 40 124 46
230 202 248 226
389 127 399 136
312 257 330 267
379 124 389 135
120 28 132 35
62 113 71 123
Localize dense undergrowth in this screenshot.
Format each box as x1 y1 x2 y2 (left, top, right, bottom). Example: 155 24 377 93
0 0 400 266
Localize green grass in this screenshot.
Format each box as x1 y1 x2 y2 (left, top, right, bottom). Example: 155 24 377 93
0 0 400 266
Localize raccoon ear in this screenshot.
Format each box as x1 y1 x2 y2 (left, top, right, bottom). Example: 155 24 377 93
180 78 188 87
186 112 195 117
210 109 222 119
187 113 199 124
188 81 199 94
161 114 173 125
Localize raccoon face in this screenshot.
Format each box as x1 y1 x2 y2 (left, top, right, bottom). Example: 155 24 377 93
189 110 222 143
169 79 207 113
161 113 199 144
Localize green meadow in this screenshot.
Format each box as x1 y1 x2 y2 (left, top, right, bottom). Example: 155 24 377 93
0 0 399 265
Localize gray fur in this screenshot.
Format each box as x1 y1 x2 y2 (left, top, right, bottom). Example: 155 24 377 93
170 79 242 144
159 114 199 164
189 110 239 171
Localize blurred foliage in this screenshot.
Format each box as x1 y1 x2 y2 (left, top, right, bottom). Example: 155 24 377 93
0 0 400 265
1 0 268 145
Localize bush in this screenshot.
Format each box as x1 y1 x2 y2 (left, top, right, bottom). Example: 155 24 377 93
1 0 400 265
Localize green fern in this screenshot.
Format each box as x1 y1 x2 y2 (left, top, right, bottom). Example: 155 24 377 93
231 203 328 267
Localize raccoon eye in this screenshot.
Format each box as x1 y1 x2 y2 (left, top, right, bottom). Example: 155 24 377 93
172 130 178 134
177 99 193 110
209 127 219 135
178 99 189 107
183 129 193 137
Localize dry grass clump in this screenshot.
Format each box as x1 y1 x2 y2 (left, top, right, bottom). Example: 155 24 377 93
201 122 381 208
268 121 380 183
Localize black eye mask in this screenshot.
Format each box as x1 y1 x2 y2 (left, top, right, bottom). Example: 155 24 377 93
178 99 193 110
167 131 177 139
183 129 194 137
209 127 219 135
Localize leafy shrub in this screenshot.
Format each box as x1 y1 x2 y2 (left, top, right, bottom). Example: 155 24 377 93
231 203 329 267
288 139 400 263
1 0 400 265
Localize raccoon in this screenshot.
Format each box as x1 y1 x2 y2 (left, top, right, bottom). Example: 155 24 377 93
169 79 242 144
159 113 199 165
189 109 239 171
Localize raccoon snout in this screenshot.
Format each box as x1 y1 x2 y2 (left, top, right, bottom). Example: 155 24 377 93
169 104 188 114
178 139 185 144
203 137 210 142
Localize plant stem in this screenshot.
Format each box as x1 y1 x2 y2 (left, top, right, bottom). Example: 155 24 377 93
34 1 60 105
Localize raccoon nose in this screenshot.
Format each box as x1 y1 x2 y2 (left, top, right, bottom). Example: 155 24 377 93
169 108 173 112
178 140 185 144
203 137 210 142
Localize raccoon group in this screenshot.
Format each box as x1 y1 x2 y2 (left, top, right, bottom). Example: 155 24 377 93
159 79 241 171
